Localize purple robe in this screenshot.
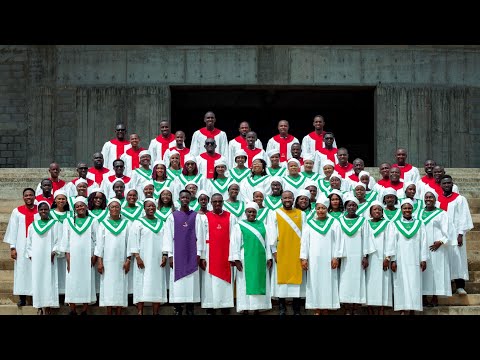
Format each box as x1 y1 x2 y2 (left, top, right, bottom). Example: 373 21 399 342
173 210 198 281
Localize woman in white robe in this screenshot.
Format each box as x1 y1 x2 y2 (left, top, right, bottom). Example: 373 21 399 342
95 198 131 314
60 196 98 315
300 197 343 314
391 198 429 314
420 191 452 306
365 201 395 314
230 202 273 314
26 201 61 314
129 198 168 315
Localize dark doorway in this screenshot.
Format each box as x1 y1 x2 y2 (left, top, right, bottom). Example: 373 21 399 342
170 86 375 165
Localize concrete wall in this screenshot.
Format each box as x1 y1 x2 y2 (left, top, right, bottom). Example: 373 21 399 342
0 45 479 167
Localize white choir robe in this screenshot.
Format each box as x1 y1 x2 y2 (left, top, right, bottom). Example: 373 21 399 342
392 220 429 311
365 221 395 307
102 140 131 171
190 129 229 158
25 221 61 309
301 132 337 156
199 213 237 309
420 210 452 296
281 174 307 199
205 177 236 201
421 183 460 200
398 165 420 184
230 222 273 312
270 210 307 299
94 220 130 307
338 218 376 304
60 218 98 304
163 214 205 303
52 212 69 295
3 208 37 296
171 174 206 204
129 220 168 304
131 168 152 201
148 136 177 165
443 195 474 280
228 137 263 169
265 136 300 167
120 149 145 177
239 175 272 203
65 178 97 198
196 153 228 180
300 218 343 310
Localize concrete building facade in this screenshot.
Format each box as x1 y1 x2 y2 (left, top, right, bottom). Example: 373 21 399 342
0 45 479 168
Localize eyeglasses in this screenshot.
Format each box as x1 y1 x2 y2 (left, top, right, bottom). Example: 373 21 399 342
114 165 124 168
205 142 215 145
78 167 88 170
116 129 126 132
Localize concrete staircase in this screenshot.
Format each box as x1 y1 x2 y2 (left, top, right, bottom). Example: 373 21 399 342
0 167 479 315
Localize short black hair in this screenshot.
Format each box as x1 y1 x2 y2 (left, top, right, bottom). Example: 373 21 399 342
23 187 35 195
440 174 453 182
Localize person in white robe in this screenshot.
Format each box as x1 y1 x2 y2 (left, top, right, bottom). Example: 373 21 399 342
101 123 131 171
394 147 420 184
129 198 168 315
59 196 98 315
170 154 205 203
163 189 205 315
265 120 300 166
437 175 473 295
100 159 133 200
337 195 376 315
3 188 38 306
300 196 343 315
148 120 177 165
419 191 452 307
190 111 229 158
205 158 235 201
120 133 146 177
227 121 263 169
199 193 237 314
26 201 61 314
391 198 429 314
239 158 271 203
230 202 273 314
131 151 153 201
95 198 130 314
365 201 395 314
282 158 307 199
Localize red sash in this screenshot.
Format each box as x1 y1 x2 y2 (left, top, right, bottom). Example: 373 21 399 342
155 133 176 159
234 136 248 150
199 127 221 138
348 173 359 182
88 167 110 185
125 147 145 170
273 134 295 163
17 205 38 237
35 194 54 206
317 147 337 163
334 163 353 178
377 179 390 187
309 131 326 151
110 139 130 160
437 192 460 211
200 152 221 179
49 178 66 193
245 147 262 167
108 174 131 185
169 146 190 167
72 177 95 188
206 211 231 283
393 163 413 179
386 181 404 191
421 175 435 187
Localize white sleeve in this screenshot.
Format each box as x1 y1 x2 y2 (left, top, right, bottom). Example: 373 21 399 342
190 131 201 157
420 225 429 262
163 215 174 256
148 139 158 165
300 225 310 260
91 220 98 255
128 221 140 254
94 223 105 258
229 224 242 262
35 182 42 196
438 212 450 245
362 221 376 256
25 224 33 258
269 211 279 253
195 214 205 256
218 132 229 160
52 222 63 256
60 221 70 253
3 209 19 247
332 221 344 259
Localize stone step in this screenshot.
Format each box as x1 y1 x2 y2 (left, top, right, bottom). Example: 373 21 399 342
0 260 14 271
465 282 480 293
468 271 480 282
437 294 480 306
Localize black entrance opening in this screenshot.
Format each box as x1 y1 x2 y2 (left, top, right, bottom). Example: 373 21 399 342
171 86 375 165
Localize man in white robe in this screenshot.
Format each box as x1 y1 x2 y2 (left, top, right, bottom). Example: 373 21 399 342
301 115 337 155
266 120 300 166
148 120 177 165
394 147 420 184
190 111 228 159
120 133 146 177
228 121 263 169
100 159 133 199
196 138 228 180
101 123 131 171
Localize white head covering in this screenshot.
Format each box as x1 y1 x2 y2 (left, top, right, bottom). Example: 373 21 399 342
184 181 198 189
183 154 197 164
214 158 228 168
159 187 172 196
76 178 88 186
89 187 104 195
252 153 265 162
302 153 315 162
245 201 259 211
168 149 180 157
330 171 342 181
197 189 210 199
358 170 370 180
74 196 88 205
139 150 151 158
53 189 67 199
267 148 280 158
343 195 359 206
228 180 240 190
304 179 318 189
153 160 165 168
322 160 335 168
329 189 344 200
403 181 416 191
400 198 414 207
143 198 157 207
112 178 125 188
354 182 366 190
36 200 51 209
270 176 284 186
382 188 398 199
107 198 121 207
316 195 330 208
142 181 154 190
234 149 248 160
296 189 311 199
287 158 301 167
